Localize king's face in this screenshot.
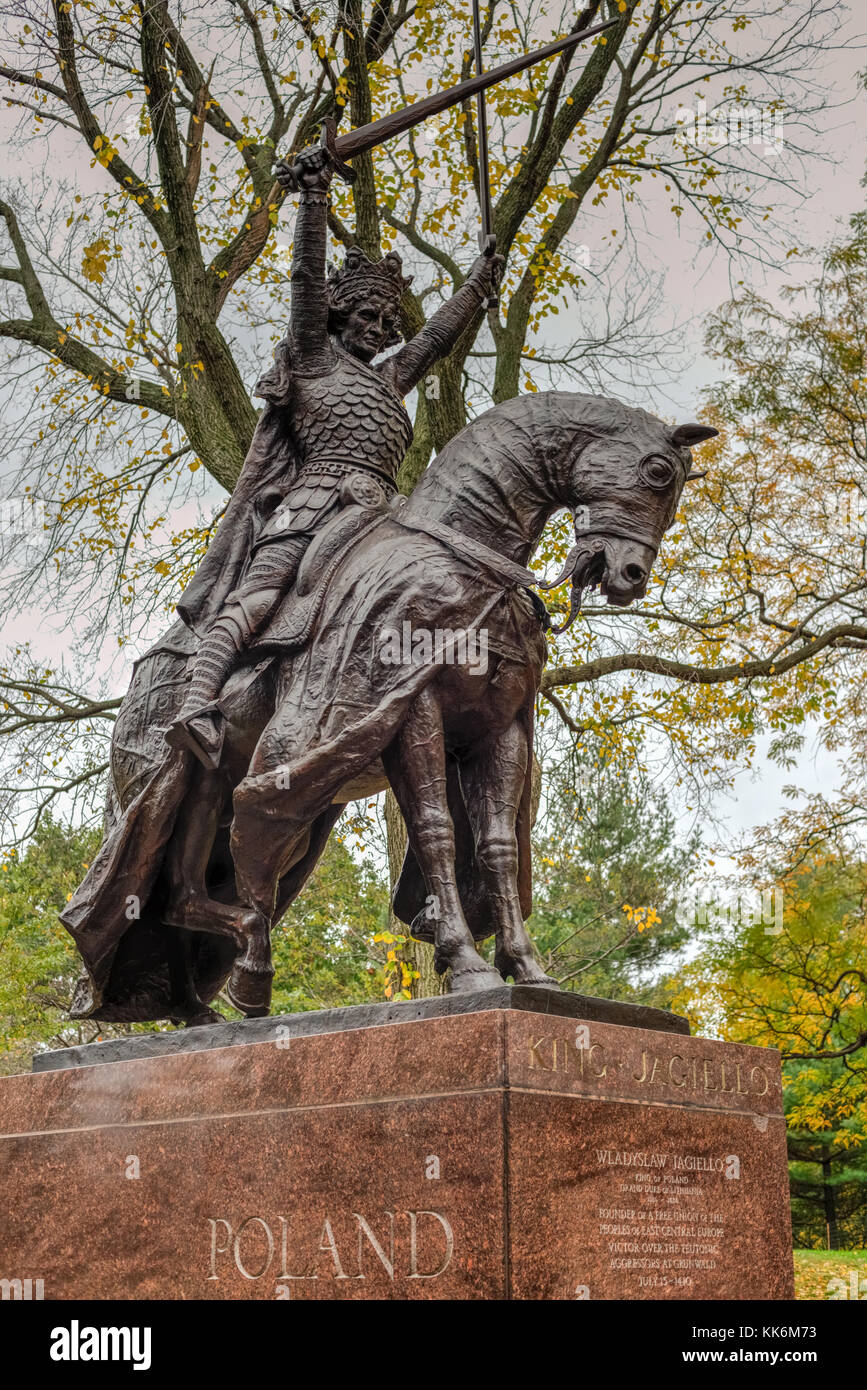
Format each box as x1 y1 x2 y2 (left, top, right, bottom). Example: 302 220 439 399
341 303 394 362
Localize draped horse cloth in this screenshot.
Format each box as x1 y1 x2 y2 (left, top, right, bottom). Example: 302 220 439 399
232 515 545 934
60 506 544 1021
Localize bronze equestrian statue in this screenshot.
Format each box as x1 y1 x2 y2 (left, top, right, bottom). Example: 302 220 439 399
60 373 715 1021
58 19 717 1024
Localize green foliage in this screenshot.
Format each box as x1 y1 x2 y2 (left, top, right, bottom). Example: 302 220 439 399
674 856 867 1071
0 816 108 1073
269 832 390 1014
0 814 390 1072
793 1249 867 1300
788 1061 867 1250
529 753 699 1007
674 855 867 1249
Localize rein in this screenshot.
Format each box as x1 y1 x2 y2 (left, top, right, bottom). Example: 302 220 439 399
392 510 656 636
394 512 541 588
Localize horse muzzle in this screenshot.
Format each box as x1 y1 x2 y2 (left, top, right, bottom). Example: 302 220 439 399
598 536 655 606
536 528 657 632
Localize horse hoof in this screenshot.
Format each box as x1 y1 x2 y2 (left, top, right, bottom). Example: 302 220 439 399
227 960 273 1017
447 964 502 995
495 954 560 990
184 1007 225 1027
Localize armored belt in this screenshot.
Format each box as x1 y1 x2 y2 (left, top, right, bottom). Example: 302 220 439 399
298 455 398 492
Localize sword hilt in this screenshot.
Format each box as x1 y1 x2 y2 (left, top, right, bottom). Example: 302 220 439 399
477 231 500 312
320 116 357 184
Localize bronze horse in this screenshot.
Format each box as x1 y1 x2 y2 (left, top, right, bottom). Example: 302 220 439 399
60 391 715 1024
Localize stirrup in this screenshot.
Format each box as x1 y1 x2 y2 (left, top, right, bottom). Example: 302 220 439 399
165 705 226 771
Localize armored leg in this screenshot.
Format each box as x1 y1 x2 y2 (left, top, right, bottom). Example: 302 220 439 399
166 534 309 769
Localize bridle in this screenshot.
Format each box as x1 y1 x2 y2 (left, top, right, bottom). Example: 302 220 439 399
394 508 659 637
534 518 660 634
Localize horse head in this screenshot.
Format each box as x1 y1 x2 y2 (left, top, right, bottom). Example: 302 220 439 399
394 390 717 628
537 399 718 626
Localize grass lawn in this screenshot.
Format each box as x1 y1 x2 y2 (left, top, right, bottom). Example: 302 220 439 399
793 1249 867 1299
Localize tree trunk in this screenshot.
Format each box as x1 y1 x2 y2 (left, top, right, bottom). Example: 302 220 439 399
821 1151 838 1249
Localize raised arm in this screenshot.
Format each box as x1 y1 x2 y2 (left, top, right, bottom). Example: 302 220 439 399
385 244 503 398
274 147 335 365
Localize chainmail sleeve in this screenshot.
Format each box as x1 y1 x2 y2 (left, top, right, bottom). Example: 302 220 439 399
288 187 334 368
385 279 486 398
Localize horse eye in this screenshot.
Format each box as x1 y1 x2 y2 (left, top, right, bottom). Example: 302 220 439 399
639 454 677 490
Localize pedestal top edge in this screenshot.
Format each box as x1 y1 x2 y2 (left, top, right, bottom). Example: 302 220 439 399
31 985 689 1073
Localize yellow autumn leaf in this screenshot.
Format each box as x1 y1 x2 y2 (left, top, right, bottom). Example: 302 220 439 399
81 237 111 285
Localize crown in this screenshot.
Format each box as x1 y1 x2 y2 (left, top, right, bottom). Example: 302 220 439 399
326 248 414 314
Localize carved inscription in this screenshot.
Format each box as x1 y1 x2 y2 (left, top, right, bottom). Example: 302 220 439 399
527 1036 770 1099
207 1210 455 1296
593 1146 740 1292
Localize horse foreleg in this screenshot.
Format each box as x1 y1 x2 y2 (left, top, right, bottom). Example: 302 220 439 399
460 721 558 989
383 684 502 993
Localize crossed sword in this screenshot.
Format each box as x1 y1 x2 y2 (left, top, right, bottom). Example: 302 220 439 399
278 9 618 297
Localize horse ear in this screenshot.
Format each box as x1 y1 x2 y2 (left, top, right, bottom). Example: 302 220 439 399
671 423 719 448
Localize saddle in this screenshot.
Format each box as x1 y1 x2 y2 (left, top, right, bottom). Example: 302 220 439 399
251 479 395 653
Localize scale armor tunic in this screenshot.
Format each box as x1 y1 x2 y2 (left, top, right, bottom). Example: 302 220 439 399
254 343 412 545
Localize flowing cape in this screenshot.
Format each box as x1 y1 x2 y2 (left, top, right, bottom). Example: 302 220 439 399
59 383 300 1021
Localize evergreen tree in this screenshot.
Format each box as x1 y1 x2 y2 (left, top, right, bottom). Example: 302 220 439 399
530 753 699 1008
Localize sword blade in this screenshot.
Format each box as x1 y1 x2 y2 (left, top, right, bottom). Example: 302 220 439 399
472 0 494 245
333 15 619 162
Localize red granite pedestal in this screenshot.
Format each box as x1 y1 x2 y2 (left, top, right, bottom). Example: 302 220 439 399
0 997 794 1300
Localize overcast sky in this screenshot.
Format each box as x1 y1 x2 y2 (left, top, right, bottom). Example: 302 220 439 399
665 15 866 852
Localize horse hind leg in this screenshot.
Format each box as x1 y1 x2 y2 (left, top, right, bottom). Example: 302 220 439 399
383 684 502 993
163 763 269 1017
165 928 225 1028
460 720 558 989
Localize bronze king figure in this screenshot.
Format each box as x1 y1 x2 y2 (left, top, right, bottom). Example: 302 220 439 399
165 144 504 769
164 12 620 767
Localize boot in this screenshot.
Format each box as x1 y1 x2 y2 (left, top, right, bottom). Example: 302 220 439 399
165 618 240 769
165 703 226 770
